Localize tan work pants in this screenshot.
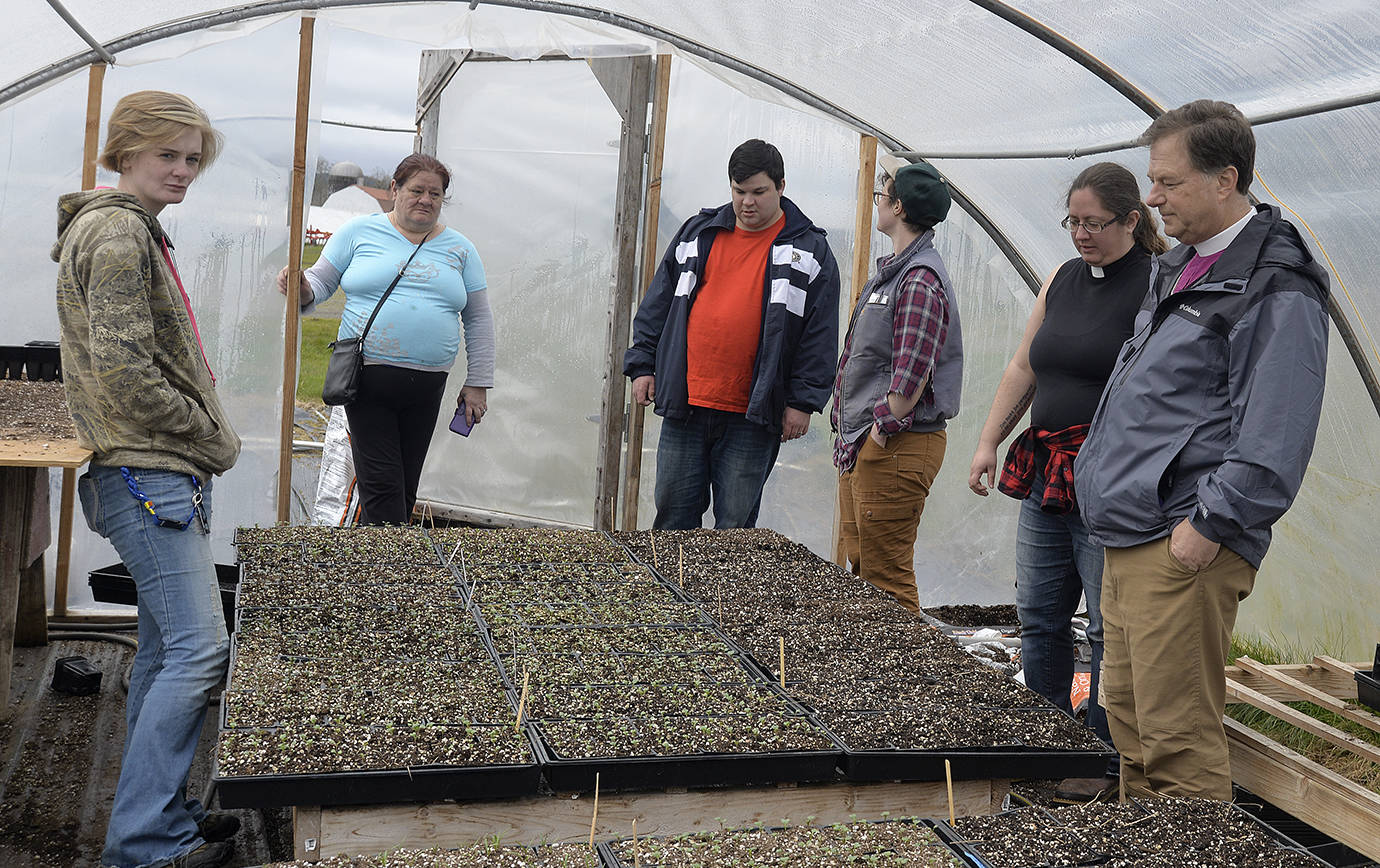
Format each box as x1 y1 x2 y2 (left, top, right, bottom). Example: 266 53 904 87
837 429 946 612
1102 536 1256 800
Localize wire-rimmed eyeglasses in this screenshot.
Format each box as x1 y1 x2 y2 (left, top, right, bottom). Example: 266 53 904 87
1061 214 1125 234
873 191 894 205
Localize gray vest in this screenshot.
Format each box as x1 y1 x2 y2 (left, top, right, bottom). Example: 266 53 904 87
838 231 962 443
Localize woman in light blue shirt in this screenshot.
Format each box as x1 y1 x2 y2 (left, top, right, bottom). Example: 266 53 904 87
280 154 494 523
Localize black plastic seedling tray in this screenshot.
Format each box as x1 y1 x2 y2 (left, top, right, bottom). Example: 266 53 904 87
89 561 238 630
934 798 1328 868
530 720 841 793
599 818 971 868
214 756 541 809
832 707 1114 783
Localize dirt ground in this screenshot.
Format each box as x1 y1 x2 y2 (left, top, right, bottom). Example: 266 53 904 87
0 638 284 867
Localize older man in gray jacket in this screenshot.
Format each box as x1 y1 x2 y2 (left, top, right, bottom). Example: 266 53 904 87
1074 100 1329 801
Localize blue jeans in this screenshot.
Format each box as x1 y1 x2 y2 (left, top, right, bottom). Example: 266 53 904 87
79 466 229 868
653 408 781 529
1014 484 1113 753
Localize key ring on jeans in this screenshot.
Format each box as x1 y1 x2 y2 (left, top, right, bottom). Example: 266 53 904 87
120 467 203 531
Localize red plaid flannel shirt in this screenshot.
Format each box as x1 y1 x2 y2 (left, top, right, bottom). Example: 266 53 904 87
997 424 1091 514
832 264 948 472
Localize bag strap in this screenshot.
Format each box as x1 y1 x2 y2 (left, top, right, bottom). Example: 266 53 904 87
356 234 429 343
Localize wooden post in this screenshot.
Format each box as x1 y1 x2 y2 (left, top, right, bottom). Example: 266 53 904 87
278 14 315 523
16 554 47 647
620 54 672 532
832 134 878 566
52 467 76 618
82 63 106 190
591 56 653 531
0 467 37 716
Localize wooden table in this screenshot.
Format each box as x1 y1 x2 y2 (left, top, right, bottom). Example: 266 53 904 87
0 439 92 717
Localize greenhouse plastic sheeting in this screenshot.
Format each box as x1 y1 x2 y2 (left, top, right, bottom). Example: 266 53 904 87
1 1 1377 654
0 17 315 607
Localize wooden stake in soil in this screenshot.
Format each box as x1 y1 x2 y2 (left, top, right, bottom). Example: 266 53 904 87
778 636 786 689
650 531 658 569
515 669 530 731
632 817 640 868
717 583 723 624
589 772 601 848
677 544 684 588
944 758 955 825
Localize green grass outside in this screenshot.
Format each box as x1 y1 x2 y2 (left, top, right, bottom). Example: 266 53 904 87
1226 633 1380 793
303 243 323 268
297 316 338 404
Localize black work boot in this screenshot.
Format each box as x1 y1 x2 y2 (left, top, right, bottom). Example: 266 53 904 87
173 840 234 868
197 812 241 843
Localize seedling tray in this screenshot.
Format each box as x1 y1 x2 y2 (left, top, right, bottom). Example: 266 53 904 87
831 708 1114 782
214 755 541 809
530 718 841 792
89 561 238 631
599 818 970 868
936 797 1327 868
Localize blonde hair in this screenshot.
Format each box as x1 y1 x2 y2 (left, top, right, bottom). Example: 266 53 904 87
100 91 222 174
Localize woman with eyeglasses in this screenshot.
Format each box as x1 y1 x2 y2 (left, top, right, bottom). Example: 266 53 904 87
279 154 493 525
967 162 1167 801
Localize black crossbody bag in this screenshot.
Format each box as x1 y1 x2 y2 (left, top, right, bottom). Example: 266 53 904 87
320 237 427 406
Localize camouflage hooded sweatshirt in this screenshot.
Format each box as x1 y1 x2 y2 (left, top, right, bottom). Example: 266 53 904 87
52 189 240 482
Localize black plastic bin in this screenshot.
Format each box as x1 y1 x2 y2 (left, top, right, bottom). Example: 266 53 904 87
24 341 61 381
1356 644 1380 713
89 562 238 631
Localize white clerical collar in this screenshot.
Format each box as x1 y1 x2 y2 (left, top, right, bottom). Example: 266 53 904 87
1089 265 1105 278
1194 208 1255 257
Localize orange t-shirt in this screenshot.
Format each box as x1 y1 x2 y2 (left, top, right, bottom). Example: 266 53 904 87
686 211 785 412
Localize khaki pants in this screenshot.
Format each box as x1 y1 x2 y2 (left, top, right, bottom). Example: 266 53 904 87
837 429 946 612
1102 537 1256 800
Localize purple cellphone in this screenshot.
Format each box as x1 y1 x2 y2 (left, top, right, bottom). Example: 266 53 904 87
450 401 474 437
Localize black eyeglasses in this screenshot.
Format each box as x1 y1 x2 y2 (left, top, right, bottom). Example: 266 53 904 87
1061 214 1126 234
873 191 894 205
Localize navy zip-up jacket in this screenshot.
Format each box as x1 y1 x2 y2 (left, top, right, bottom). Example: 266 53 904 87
624 197 840 431
1075 204 1329 568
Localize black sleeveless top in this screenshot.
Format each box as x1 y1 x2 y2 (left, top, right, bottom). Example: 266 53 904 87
1028 245 1152 431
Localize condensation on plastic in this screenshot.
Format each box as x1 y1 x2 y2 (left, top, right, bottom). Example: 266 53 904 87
1017 0 1380 118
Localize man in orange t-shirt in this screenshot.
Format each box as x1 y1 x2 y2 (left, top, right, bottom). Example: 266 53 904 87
625 139 840 528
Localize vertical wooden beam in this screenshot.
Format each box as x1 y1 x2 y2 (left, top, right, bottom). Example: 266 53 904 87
52 468 76 617
591 56 653 531
16 554 47 647
0 467 38 717
81 63 106 190
833 134 878 566
278 14 315 523
293 805 323 862
619 54 673 532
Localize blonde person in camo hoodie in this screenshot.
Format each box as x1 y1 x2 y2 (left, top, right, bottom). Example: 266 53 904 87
53 90 240 868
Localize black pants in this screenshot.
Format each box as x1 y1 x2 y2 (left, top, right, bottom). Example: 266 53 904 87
344 364 448 525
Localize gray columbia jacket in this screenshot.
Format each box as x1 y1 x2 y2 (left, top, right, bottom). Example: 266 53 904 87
1073 204 1329 568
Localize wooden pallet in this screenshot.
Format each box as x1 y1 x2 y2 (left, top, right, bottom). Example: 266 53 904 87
1225 656 1380 862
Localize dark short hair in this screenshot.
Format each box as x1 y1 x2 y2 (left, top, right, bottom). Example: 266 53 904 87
393 153 451 191
1141 100 1254 196
1066 162 1169 256
728 139 784 188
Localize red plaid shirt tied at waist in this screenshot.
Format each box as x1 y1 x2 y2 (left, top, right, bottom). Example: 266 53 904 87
997 424 1091 514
